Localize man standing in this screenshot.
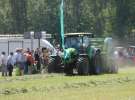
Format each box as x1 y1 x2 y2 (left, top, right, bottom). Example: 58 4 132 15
41 47 50 74
7 52 14 76
34 48 41 71
14 48 25 76
1 52 7 76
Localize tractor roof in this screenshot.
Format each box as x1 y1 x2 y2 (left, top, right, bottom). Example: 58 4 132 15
129 46 135 48
64 33 93 37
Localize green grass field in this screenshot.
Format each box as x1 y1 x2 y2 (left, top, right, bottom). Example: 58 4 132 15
0 67 135 100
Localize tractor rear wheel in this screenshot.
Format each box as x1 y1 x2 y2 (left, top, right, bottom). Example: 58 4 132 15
64 62 75 75
77 57 89 75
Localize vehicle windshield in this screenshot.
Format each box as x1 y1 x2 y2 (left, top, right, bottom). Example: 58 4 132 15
65 36 90 52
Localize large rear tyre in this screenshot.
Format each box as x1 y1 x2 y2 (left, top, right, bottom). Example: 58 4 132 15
77 57 89 75
64 63 74 75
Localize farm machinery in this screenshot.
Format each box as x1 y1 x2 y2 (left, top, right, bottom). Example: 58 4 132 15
48 33 118 75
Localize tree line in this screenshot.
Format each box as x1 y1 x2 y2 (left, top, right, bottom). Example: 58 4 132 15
0 0 134 40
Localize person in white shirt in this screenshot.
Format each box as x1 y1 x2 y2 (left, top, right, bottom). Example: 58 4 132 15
1 52 7 76
14 48 25 76
7 52 14 76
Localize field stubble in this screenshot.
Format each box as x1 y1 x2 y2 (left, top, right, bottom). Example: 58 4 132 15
0 67 135 100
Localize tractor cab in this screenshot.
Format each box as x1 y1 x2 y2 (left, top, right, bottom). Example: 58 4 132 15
65 33 94 54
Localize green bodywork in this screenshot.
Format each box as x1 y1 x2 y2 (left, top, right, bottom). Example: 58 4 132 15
87 46 95 59
64 48 78 64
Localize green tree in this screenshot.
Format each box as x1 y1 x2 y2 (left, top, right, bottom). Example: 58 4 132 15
0 0 134 40
10 0 27 33
114 0 130 38
0 0 12 33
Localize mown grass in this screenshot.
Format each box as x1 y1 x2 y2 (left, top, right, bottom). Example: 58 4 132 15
0 67 135 100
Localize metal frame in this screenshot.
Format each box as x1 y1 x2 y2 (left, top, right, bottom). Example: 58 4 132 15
8 40 24 55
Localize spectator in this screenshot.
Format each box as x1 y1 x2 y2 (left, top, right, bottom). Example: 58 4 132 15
15 48 25 76
41 47 50 73
34 48 41 71
23 50 29 74
55 44 62 56
21 49 27 75
26 51 34 74
7 52 14 76
1 52 7 76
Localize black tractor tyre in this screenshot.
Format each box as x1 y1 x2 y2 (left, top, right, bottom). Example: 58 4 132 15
77 57 89 75
64 61 77 75
88 57 95 75
48 58 55 73
54 56 63 73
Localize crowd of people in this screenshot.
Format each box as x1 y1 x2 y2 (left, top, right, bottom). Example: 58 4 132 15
0 47 54 77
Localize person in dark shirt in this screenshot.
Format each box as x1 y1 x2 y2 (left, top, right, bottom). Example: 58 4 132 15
34 48 41 71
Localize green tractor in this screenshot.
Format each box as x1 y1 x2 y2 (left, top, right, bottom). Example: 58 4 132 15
48 33 118 75
64 33 94 75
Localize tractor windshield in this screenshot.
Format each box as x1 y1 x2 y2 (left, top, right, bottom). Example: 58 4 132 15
65 36 90 53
